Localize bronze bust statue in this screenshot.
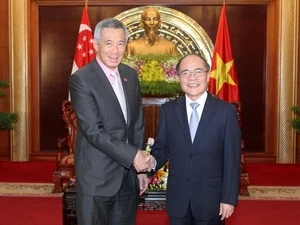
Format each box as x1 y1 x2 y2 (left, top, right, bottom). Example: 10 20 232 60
126 7 179 56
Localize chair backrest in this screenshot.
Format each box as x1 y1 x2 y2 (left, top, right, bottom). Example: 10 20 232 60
231 101 247 174
231 101 242 128
60 100 78 155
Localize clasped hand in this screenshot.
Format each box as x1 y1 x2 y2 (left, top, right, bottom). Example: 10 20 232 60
133 150 156 173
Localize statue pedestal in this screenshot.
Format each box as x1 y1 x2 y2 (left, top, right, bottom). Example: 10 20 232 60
142 97 170 142
139 191 166 210
62 185 77 225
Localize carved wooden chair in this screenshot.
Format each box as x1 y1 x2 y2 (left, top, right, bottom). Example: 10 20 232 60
52 100 77 193
232 101 250 196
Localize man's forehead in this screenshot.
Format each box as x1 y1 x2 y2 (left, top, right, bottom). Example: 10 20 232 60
101 28 125 40
181 57 205 67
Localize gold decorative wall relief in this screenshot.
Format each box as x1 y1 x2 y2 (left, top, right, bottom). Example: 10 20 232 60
115 5 214 65
115 6 214 97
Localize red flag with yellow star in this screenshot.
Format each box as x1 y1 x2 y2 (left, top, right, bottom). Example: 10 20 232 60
208 4 240 102
71 5 95 75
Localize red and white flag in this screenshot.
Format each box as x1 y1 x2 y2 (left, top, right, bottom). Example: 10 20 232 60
208 4 240 103
71 6 95 75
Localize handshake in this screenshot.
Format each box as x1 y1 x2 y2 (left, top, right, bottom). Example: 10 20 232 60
133 150 156 173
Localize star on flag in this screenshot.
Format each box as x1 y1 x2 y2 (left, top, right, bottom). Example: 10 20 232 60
210 53 236 93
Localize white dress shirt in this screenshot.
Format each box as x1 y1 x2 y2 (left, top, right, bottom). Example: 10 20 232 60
185 91 208 124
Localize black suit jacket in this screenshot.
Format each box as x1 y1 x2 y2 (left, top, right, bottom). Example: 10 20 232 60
151 93 241 221
69 59 144 196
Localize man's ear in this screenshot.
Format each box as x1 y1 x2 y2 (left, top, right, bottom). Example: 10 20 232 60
206 72 210 83
93 40 98 52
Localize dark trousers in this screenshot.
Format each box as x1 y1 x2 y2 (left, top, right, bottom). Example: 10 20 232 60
169 202 225 225
76 169 139 225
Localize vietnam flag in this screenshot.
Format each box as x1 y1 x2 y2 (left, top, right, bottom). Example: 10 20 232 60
208 4 240 103
71 5 95 75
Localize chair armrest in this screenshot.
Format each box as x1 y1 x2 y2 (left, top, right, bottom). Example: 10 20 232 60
57 137 68 163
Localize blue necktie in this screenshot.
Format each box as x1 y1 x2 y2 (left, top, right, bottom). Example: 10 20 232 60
189 102 199 142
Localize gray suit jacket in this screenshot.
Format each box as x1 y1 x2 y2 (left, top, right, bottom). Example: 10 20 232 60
151 93 241 221
69 59 144 196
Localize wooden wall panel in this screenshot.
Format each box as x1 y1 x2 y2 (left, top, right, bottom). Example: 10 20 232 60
297 16 300 163
0 0 10 160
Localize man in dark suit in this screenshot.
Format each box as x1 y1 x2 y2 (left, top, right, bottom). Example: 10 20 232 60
149 54 241 225
69 18 150 225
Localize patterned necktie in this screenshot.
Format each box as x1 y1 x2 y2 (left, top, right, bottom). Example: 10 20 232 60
189 102 200 142
111 72 127 123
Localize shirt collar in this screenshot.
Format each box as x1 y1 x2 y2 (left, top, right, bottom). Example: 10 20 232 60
185 91 208 106
95 56 119 76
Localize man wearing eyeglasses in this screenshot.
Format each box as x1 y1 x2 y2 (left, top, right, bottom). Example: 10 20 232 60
148 54 241 225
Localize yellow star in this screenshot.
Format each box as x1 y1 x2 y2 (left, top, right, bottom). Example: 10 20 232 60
210 53 237 94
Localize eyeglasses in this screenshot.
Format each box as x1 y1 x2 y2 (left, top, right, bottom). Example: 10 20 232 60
179 69 208 78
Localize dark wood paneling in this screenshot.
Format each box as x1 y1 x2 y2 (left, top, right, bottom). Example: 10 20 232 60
296 135 300 164
142 98 170 141
0 0 10 161
229 5 266 153
0 131 10 160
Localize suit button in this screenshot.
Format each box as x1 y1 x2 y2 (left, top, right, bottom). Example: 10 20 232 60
186 178 190 182
189 154 193 158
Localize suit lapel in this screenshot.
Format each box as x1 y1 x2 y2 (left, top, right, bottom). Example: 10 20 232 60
175 97 193 145
91 60 125 121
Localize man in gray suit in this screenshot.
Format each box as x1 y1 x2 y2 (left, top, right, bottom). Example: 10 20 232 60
69 18 150 225
149 54 241 225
